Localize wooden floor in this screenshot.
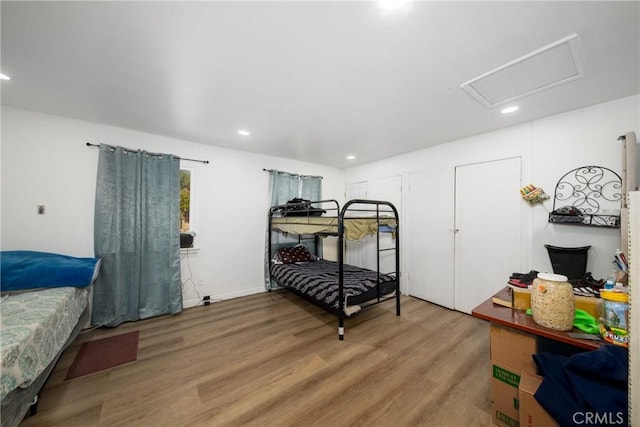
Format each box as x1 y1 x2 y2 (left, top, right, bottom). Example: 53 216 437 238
21 292 492 427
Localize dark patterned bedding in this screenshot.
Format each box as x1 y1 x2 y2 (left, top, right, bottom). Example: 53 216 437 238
270 259 396 314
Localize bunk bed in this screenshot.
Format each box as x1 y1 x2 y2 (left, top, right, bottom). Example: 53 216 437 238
268 199 400 340
0 251 102 427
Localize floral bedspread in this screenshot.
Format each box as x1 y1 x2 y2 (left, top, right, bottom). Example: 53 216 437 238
0 287 88 399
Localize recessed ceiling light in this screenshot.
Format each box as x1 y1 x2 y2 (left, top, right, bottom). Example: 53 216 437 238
501 106 519 114
0 73 10 80
347 155 356 160
378 0 411 11
238 130 250 136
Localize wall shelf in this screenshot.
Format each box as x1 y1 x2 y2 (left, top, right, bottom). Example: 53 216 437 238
548 165 622 229
548 213 620 228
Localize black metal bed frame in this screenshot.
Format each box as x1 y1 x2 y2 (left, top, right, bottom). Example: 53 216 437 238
268 199 400 340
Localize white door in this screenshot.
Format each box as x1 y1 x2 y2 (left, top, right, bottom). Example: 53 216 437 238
407 168 455 308
345 176 402 273
367 175 402 213
454 157 523 313
367 176 402 276
346 181 367 200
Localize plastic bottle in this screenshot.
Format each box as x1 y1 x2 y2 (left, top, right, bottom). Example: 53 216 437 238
605 269 617 290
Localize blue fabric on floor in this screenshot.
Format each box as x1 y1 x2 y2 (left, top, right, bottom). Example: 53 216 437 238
1 250 101 292
533 345 628 427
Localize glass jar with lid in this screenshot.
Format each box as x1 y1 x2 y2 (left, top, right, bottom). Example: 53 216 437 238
531 273 575 331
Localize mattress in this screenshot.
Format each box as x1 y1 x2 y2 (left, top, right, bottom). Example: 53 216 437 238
0 287 89 400
270 259 397 313
271 216 397 240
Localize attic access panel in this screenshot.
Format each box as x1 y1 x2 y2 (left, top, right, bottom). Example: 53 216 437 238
461 34 585 109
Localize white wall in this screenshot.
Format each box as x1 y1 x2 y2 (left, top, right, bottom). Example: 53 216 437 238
344 95 640 283
2 95 638 309
530 96 639 278
1 106 343 307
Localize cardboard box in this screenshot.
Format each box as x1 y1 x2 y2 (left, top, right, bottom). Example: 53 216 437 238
518 372 558 427
490 324 537 374
491 362 521 427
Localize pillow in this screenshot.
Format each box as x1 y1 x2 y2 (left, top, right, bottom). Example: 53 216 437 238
1 250 102 292
275 245 314 264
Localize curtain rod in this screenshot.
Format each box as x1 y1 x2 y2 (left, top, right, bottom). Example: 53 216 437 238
262 168 323 179
86 142 210 164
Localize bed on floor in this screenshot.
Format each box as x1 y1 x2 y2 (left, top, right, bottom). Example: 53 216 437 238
0 251 101 427
268 199 400 340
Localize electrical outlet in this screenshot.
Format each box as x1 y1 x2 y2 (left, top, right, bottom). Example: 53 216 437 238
203 295 211 306
37 205 45 215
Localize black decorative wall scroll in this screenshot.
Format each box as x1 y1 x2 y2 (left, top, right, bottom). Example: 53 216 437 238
549 166 622 228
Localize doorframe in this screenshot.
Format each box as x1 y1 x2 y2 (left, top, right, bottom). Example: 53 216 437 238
452 155 531 279
404 155 532 307
453 156 528 313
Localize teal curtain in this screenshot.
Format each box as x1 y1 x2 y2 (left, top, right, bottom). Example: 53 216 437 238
300 175 322 202
268 170 322 205
92 144 182 327
265 170 322 290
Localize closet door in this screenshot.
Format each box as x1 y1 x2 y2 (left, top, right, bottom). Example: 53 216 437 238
367 175 402 211
344 176 402 274
346 181 367 199
367 176 402 277
454 157 522 314
344 182 368 266
407 168 455 309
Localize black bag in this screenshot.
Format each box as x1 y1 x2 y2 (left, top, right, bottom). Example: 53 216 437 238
549 205 584 223
281 198 326 217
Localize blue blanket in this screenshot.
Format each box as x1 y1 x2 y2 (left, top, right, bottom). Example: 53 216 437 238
1 250 101 292
533 345 628 427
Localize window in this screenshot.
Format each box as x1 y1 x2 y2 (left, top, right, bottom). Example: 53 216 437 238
180 169 193 232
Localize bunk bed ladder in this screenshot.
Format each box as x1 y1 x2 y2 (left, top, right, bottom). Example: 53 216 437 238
339 199 401 340
372 201 400 318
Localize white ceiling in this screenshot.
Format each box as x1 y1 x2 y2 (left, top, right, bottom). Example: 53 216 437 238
1 1 639 168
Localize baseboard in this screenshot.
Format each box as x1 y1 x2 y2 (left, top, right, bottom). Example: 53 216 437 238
183 285 266 309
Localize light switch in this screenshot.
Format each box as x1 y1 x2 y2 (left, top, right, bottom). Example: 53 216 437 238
37 205 45 215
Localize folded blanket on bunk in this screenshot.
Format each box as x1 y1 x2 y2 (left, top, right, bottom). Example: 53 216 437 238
1 251 101 292
276 198 326 217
